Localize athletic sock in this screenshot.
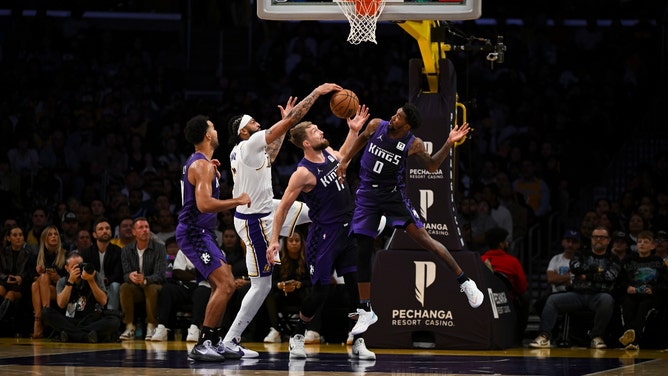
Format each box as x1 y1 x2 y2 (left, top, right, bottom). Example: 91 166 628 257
456 272 468 285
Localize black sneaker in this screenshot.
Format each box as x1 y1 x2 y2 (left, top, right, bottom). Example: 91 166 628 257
188 340 226 362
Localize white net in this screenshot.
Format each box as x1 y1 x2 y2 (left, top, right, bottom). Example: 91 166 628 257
335 0 387 45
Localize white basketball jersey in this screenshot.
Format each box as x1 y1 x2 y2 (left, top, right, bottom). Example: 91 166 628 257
230 130 274 215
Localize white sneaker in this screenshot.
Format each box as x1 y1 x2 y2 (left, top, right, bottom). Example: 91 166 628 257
145 323 156 341
119 324 135 341
529 334 551 349
263 327 282 343
346 331 354 345
304 330 321 344
151 324 169 342
350 309 378 335
223 337 259 358
351 338 376 360
186 324 200 342
289 334 307 359
460 279 484 308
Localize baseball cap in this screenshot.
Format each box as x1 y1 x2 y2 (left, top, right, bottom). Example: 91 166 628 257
563 229 580 240
613 231 627 239
62 212 77 222
656 230 668 240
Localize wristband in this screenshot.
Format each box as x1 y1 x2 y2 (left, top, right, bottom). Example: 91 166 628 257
65 281 74 286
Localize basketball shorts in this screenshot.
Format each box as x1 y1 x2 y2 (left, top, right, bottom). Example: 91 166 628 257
176 224 227 281
306 221 358 286
351 186 423 238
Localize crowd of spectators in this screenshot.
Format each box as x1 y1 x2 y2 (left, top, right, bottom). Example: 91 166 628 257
0 1 664 339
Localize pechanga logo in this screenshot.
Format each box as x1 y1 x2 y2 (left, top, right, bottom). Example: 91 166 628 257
414 261 436 307
419 189 434 221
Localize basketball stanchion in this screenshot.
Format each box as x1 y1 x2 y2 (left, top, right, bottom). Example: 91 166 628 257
335 0 387 44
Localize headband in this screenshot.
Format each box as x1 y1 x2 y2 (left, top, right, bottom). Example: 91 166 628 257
238 114 252 135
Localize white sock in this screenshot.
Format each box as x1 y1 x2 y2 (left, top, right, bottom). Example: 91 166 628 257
222 275 272 343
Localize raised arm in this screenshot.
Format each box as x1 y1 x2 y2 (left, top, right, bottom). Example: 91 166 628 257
410 122 470 172
336 117 381 183
333 104 369 160
266 96 298 163
265 83 342 147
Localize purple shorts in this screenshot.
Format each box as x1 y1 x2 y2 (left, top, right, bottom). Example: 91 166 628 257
351 186 423 237
176 224 227 280
306 222 357 286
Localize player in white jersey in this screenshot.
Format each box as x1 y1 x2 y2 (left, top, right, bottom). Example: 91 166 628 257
220 83 341 357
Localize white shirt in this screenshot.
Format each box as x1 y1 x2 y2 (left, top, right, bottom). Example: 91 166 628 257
547 252 571 293
230 130 274 215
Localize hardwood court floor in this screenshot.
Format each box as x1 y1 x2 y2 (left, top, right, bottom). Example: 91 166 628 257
1 337 668 375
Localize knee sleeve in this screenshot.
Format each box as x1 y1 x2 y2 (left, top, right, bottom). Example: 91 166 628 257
356 234 375 282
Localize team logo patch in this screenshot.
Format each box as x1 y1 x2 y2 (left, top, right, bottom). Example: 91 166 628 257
200 252 212 265
397 141 406 151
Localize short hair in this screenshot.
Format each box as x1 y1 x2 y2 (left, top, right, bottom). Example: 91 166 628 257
402 103 422 130
485 227 509 250
289 121 312 150
66 250 82 261
93 217 111 231
638 230 654 242
228 115 244 145
185 115 210 145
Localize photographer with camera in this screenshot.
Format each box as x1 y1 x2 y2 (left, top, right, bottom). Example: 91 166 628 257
40 251 121 342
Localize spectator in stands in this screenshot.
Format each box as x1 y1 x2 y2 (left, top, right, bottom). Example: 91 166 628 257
263 231 312 344
578 210 598 250
481 227 528 340
73 229 92 252
90 198 107 225
80 218 123 311
496 170 534 239
618 231 668 350
25 207 48 247
653 230 668 266
118 217 167 340
627 212 648 253
111 217 135 249
41 251 120 343
76 205 94 233
29 225 68 338
534 229 581 316
469 198 499 252
153 209 176 244
610 231 631 263
0 225 35 322
513 159 551 219
480 183 514 241
60 212 79 252
530 226 621 349
151 238 198 342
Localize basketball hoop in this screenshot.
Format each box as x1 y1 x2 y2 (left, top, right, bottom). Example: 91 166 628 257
335 0 387 45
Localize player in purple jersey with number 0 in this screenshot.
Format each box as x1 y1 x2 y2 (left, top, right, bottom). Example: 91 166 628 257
336 103 483 336
267 105 376 360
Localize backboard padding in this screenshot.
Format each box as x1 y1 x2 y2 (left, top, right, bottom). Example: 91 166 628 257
257 0 482 22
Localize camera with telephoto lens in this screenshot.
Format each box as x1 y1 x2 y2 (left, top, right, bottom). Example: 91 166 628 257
79 262 95 274
636 285 647 294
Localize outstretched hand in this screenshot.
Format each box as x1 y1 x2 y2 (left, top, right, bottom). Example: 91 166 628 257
316 83 343 95
347 104 369 133
278 96 298 119
210 159 221 178
448 122 471 144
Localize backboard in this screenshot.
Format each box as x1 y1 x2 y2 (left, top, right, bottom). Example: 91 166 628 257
257 0 482 22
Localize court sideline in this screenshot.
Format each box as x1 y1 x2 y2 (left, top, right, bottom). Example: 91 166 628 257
1 337 668 375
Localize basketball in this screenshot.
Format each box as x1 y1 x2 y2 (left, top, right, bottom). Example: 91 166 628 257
330 89 359 119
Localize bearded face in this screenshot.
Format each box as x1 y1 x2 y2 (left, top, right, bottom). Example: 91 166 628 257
311 139 330 151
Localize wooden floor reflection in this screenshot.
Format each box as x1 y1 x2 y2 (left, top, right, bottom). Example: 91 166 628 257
1 337 668 375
